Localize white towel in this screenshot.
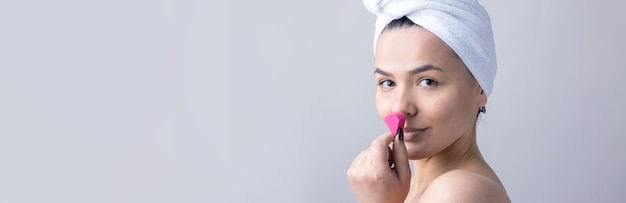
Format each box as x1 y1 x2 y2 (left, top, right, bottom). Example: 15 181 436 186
364 0 497 97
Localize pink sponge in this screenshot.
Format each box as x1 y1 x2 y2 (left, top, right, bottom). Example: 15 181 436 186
385 112 406 136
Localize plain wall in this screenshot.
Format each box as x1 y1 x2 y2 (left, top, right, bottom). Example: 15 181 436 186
1 0 625 202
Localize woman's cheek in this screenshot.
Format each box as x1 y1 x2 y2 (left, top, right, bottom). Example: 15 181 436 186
421 94 452 120
375 92 391 119
436 92 473 135
422 92 464 134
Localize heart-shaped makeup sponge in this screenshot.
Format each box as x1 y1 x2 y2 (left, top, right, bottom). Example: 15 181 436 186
385 112 406 136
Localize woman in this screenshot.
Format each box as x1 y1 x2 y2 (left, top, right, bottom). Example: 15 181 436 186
347 0 511 202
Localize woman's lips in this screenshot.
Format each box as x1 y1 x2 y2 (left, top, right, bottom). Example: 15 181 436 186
402 128 427 141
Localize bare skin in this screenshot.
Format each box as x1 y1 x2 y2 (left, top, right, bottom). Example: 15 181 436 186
347 26 511 202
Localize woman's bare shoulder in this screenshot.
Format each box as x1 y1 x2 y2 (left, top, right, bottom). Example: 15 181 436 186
416 169 510 203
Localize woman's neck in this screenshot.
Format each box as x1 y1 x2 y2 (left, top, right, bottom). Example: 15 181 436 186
410 125 484 190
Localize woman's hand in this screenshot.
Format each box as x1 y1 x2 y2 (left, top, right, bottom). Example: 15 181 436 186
347 133 411 203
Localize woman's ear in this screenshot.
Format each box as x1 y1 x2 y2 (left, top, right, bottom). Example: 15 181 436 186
477 90 487 108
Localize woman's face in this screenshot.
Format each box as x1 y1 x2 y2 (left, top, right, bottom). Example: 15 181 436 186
375 26 487 160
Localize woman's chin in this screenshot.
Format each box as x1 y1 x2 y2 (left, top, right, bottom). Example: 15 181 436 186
405 143 430 160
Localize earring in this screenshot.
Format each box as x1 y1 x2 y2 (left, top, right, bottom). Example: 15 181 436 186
479 106 486 113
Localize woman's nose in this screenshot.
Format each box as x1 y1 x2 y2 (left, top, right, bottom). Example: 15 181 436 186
391 89 417 117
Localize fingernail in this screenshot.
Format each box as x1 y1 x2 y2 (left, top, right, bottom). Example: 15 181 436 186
397 128 404 141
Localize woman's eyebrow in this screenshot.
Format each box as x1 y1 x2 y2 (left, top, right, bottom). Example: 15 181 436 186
374 65 444 76
408 64 444 75
374 68 391 76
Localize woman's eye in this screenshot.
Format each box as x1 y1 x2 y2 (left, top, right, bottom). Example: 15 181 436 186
379 79 395 88
418 78 438 87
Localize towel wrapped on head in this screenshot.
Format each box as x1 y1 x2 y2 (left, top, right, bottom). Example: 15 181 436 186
363 0 497 97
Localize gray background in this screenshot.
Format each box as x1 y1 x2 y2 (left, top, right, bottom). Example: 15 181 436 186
1 0 625 202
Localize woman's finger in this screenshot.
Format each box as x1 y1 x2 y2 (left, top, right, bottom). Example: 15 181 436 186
392 136 411 186
369 133 394 164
